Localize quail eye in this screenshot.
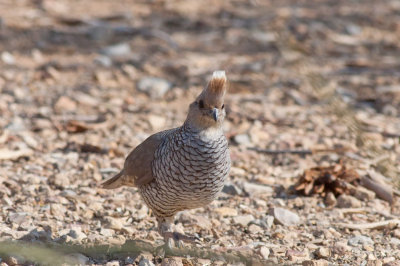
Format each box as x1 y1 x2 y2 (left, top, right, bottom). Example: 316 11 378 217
221 104 225 109
198 100 205 109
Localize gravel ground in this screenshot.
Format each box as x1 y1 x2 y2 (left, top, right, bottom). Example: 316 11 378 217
0 0 400 265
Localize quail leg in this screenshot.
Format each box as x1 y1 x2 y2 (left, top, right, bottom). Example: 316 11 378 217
157 216 199 248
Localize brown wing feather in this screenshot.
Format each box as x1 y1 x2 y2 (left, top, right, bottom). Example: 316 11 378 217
101 128 176 189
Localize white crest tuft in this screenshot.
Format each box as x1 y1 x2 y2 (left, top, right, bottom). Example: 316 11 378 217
212 71 226 80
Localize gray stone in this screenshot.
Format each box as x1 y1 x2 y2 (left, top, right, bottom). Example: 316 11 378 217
243 182 273 196
351 186 375 201
348 235 373 246
337 194 362 208
6 117 26 132
222 182 242 195
60 189 77 198
264 215 275 228
346 24 362 35
233 134 251 145
382 104 397 116
101 43 131 57
139 257 155 266
68 229 87 241
137 77 171 99
125 256 135 264
272 207 300 226
94 55 113 67
9 212 28 224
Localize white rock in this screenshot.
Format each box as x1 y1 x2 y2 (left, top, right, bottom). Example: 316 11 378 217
243 182 274 196
260 246 270 259
1 51 15 64
315 247 331 258
233 215 254 227
101 43 131 57
214 207 238 217
233 134 251 145
100 228 115 237
264 215 275 228
147 115 166 130
390 237 400 246
248 224 262 234
105 216 124 231
272 207 300 226
106 261 120 266
50 204 66 217
230 166 246 176
137 77 171 99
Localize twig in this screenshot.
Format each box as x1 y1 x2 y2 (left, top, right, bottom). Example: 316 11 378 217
338 207 397 219
334 219 400 230
248 147 348 155
360 176 393 205
248 147 312 155
393 189 400 197
339 208 367 214
381 131 400 138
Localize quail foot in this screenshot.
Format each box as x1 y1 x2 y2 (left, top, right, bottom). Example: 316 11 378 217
102 71 231 247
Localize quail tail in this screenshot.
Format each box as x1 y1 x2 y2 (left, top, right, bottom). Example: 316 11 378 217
101 172 124 189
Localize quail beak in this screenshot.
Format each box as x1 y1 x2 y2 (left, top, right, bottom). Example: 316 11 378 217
212 108 219 122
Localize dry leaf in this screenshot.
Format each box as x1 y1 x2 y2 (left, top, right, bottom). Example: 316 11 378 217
295 162 360 196
65 120 91 133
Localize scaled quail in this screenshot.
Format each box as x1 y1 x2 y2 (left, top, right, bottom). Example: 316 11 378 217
102 71 231 244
